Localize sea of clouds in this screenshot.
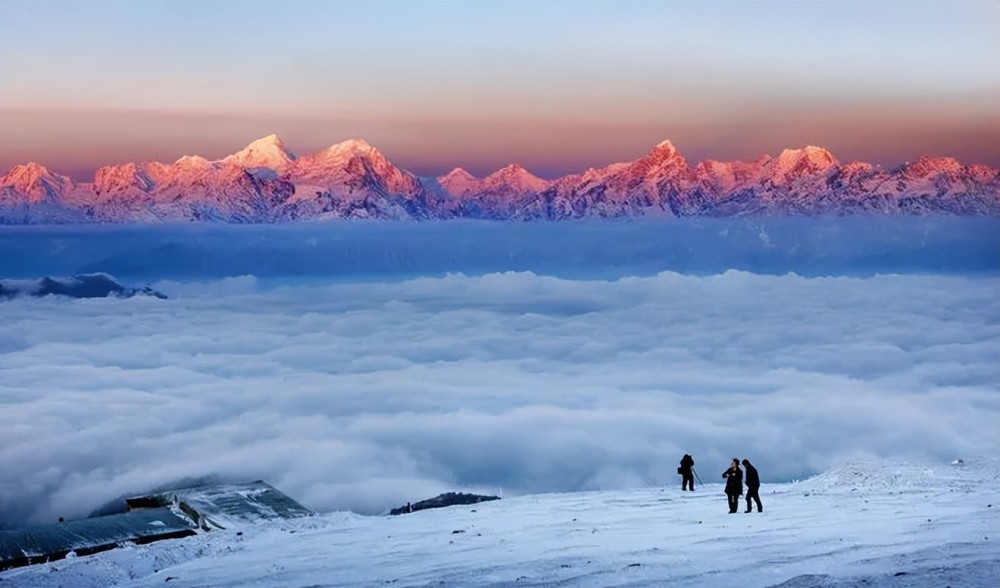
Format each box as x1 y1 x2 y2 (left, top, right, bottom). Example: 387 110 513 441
0 218 997 528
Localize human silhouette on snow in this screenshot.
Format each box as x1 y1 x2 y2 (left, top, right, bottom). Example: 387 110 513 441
679 454 695 491
721 458 743 513
742 459 762 513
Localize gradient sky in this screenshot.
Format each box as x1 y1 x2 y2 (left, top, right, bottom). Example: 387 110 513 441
1 0 997 180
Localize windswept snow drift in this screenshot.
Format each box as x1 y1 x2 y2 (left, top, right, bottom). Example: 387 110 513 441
1 458 997 587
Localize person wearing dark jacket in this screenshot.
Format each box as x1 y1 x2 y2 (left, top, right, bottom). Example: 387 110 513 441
721 458 743 513
742 458 762 512
679 454 695 491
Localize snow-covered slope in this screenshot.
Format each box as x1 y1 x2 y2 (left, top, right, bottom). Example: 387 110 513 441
538 140 694 219
222 134 297 172
1 458 996 587
444 163 552 219
0 163 90 223
2 137 998 223
283 138 441 220
437 167 482 198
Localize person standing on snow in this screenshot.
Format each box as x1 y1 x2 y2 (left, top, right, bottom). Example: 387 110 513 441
742 459 763 513
679 454 695 491
721 458 743 513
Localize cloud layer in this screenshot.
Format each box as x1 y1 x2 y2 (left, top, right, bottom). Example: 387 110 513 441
1 269 997 527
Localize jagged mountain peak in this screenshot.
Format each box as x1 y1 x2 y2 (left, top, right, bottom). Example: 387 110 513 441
437 167 483 198
2 138 997 222
174 155 212 168
224 134 297 170
488 163 541 178
1 162 69 190
624 140 688 185
93 162 156 193
904 155 963 176
653 140 678 154
639 140 688 171
484 163 549 192
297 139 390 172
1 161 71 204
771 145 839 179
780 145 836 162
4 161 54 181
440 167 478 181
92 161 142 181
322 138 377 157
258 133 284 145
645 140 684 162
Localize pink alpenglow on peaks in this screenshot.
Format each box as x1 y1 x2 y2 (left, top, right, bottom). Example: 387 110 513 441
328 138 377 156
902 156 964 179
294 139 384 175
0 162 72 203
173 155 213 169
636 140 689 177
652 140 680 159
1 136 997 223
224 134 297 171
93 162 156 196
769 146 839 183
229 138 425 222
442 164 552 217
297 139 382 173
438 168 482 198
483 164 550 194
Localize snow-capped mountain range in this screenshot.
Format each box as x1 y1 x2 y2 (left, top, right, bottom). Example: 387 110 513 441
2 135 997 223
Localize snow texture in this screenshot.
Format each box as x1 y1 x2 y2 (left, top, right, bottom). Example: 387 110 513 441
0 458 996 587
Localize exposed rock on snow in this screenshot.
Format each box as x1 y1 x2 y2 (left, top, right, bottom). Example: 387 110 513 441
389 492 501 516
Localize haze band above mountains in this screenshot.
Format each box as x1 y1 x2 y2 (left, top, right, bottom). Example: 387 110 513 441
1 135 997 223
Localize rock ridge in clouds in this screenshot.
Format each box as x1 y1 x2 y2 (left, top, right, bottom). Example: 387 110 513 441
0 273 166 300
1 136 998 223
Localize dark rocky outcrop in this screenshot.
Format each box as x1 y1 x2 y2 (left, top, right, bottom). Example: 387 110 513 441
389 492 500 516
0 273 167 300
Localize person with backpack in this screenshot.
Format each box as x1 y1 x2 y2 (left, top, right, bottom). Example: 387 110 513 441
721 458 743 513
742 458 763 513
678 454 695 491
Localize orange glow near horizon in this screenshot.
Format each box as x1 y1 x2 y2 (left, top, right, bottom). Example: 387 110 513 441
1 100 996 182
1 2 996 180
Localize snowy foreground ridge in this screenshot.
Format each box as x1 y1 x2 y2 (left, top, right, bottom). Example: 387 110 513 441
3 458 998 587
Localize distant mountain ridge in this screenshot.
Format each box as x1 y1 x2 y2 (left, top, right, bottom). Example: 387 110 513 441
1 135 997 223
